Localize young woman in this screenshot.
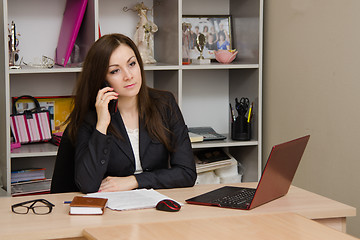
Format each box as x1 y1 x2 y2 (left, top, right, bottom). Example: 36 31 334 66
217 31 230 50
66 33 196 193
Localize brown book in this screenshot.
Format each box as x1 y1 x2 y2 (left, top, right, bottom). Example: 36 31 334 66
69 196 108 215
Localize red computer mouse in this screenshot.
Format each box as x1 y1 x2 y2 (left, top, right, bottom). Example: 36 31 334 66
156 199 181 212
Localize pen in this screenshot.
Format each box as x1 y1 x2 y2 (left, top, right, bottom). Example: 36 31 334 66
64 201 72 204
229 103 236 122
247 102 253 123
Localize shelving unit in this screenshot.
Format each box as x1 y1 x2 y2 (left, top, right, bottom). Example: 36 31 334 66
0 0 263 195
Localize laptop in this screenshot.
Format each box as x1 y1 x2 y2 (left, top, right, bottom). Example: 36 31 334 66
186 135 310 210
188 127 226 141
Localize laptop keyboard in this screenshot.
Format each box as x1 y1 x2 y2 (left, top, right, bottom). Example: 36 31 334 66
211 188 256 209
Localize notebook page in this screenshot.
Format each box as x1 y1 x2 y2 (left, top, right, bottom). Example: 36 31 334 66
87 189 180 211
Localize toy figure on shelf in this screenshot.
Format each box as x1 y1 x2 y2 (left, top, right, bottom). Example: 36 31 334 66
124 2 158 64
182 22 191 65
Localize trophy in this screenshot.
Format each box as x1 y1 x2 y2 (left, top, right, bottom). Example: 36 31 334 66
8 21 21 69
193 33 210 64
196 33 206 59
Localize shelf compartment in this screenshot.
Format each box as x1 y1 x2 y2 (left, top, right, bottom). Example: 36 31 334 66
7 0 96 70
99 0 179 66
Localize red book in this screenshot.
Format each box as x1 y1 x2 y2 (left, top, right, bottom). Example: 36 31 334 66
69 196 108 215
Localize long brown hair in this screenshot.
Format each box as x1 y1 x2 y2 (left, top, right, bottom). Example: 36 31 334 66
66 34 173 151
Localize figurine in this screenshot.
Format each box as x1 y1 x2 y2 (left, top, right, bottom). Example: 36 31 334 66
124 2 158 64
182 22 191 64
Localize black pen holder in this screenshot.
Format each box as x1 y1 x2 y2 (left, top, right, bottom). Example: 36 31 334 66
231 116 251 141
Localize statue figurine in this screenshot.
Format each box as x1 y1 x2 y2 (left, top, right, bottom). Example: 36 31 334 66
182 22 191 64
125 2 158 64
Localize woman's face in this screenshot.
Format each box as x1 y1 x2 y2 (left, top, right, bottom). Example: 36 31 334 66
208 34 214 42
106 44 142 99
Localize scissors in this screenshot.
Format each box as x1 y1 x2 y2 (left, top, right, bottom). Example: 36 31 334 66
235 97 250 116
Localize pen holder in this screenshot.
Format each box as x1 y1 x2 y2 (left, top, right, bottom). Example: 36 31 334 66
231 116 251 141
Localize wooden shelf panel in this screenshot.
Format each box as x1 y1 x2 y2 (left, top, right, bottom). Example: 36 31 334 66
10 139 258 158
182 63 259 70
9 63 180 75
9 65 82 74
11 143 58 158
192 137 258 149
144 63 180 71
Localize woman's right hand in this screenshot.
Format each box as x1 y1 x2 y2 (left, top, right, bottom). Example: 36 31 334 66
95 86 118 134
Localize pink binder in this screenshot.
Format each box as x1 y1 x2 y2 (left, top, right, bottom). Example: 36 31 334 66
55 0 88 67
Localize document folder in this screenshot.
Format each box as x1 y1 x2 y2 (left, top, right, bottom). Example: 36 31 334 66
55 0 88 66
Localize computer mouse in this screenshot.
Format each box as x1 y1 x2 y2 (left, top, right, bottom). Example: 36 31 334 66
156 199 181 212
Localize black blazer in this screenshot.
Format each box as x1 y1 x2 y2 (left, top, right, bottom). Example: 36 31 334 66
74 90 197 193
50 127 79 193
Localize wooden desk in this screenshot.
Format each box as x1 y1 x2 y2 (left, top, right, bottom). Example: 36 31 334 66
0 183 356 240
83 213 359 240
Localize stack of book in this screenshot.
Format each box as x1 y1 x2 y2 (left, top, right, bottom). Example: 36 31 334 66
50 132 63 146
194 149 237 174
188 132 203 143
11 168 51 196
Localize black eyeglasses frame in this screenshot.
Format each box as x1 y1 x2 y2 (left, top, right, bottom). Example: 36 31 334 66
11 198 55 215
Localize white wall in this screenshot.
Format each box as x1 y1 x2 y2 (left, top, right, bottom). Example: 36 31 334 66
263 0 360 237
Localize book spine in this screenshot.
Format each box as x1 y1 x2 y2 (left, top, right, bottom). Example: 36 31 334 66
11 168 46 174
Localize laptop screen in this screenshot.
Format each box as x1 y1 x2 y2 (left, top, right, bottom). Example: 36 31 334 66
249 135 310 209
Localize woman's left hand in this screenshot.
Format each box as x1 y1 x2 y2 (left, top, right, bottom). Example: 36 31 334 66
99 176 139 192
95 87 118 135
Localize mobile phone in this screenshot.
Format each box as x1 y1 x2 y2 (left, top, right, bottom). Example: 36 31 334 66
101 81 118 115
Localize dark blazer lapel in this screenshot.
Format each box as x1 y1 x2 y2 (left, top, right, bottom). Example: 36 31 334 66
112 112 135 165
139 120 152 161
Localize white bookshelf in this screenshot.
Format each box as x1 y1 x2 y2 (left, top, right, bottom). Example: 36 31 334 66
0 0 263 195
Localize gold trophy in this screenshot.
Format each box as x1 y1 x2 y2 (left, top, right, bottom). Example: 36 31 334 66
193 33 210 64
196 33 206 59
9 21 21 69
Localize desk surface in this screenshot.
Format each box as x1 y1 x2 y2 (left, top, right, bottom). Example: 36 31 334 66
83 213 359 240
0 182 356 240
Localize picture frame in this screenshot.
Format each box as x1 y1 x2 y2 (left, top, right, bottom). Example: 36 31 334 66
182 15 232 60
12 96 74 133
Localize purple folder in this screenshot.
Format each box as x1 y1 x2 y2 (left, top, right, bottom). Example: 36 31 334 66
55 0 88 67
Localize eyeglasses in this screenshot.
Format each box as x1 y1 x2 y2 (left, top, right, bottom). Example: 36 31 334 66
11 199 55 215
